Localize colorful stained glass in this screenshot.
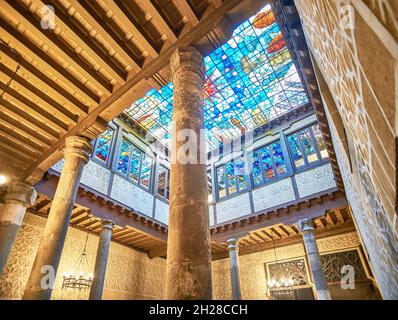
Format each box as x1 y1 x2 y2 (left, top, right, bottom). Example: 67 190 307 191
94 128 113 162
125 4 308 151
129 147 142 182
140 153 153 189
117 139 132 175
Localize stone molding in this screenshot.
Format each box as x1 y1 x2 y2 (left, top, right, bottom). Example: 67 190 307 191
64 136 92 163
4 181 37 207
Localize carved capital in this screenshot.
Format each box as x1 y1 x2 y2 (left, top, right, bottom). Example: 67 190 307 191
4 181 37 206
64 136 92 163
101 219 115 231
297 218 315 234
226 238 239 251
170 46 205 81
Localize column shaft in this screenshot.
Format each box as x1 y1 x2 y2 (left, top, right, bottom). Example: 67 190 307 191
0 182 37 273
298 219 332 300
89 220 114 300
166 47 212 300
227 238 242 300
23 136 92 300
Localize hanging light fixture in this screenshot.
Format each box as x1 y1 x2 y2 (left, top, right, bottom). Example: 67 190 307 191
266 228 296 300
62 218 94 291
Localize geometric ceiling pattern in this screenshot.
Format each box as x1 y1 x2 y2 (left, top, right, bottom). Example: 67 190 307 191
125 5 308 151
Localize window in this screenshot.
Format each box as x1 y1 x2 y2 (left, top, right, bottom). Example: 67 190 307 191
117 138 153 189
207 170 213 203
216 156 249 199
93 128 114 164
287 124 329 170
157 165 170 200
252 141 288 186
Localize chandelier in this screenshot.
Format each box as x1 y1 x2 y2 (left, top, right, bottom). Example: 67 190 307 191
266 228 296 300
62 222 93 291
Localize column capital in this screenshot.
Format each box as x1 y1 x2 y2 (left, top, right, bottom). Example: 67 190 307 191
64 136 92 163
226 238 239 251
4 181 37 206
101 219 115 231
297 218 315 234
170 46 205 80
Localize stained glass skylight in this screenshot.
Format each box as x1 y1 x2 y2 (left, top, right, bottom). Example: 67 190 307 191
125 4 309 151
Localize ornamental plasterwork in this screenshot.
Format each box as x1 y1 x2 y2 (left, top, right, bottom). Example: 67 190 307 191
0 213 166 300
295 0 398 299
267 259 309 286
320 250 367 283
317 232 360 253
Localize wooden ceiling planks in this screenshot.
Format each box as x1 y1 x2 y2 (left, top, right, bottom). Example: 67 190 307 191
0 0 261 181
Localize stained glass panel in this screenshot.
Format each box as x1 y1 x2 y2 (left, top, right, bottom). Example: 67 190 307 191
125 4 308 151
299 128 318 164
140 153 153 189
217 166 226 198
117 139 132 175
312 124 329 160
129 147 142 182
287 134 305 169
94 128 113 162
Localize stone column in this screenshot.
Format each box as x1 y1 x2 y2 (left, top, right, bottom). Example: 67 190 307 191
0 181 37 273
226 238 242 300
89 219 114 300
165 47 212 300
23 136 92 300
297 218 332 300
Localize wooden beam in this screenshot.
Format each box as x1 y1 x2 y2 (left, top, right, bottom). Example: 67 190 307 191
0 140 35 163
0 50 89 116
325 212 335 226
0 130 42 157
0 80 69 132
213 223 357 260
213 192 347 242
103 0 159 58
1 0 112 95
173 0 199 25
54 0 140 74
0 24 99 105
0 117 49 151
22 0 246 182
136 0 177 43
335 208 345 224
0 108 56 145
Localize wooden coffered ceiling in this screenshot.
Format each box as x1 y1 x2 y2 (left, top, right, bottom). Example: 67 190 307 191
0 0 265 183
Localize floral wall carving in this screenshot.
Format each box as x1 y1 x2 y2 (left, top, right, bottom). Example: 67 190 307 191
0 213 166 300
294 0 398 299
212 232 361 300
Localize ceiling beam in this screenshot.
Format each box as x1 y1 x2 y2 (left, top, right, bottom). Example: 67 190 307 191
136 0 177 43
0 25 100 106
0 67 78 125
0 80 68 133
172 0 199 26
64 0 141 74
22 0 247 182
1 0 112 95
212 223 357 260
0 47 89 115
102 0 159 58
